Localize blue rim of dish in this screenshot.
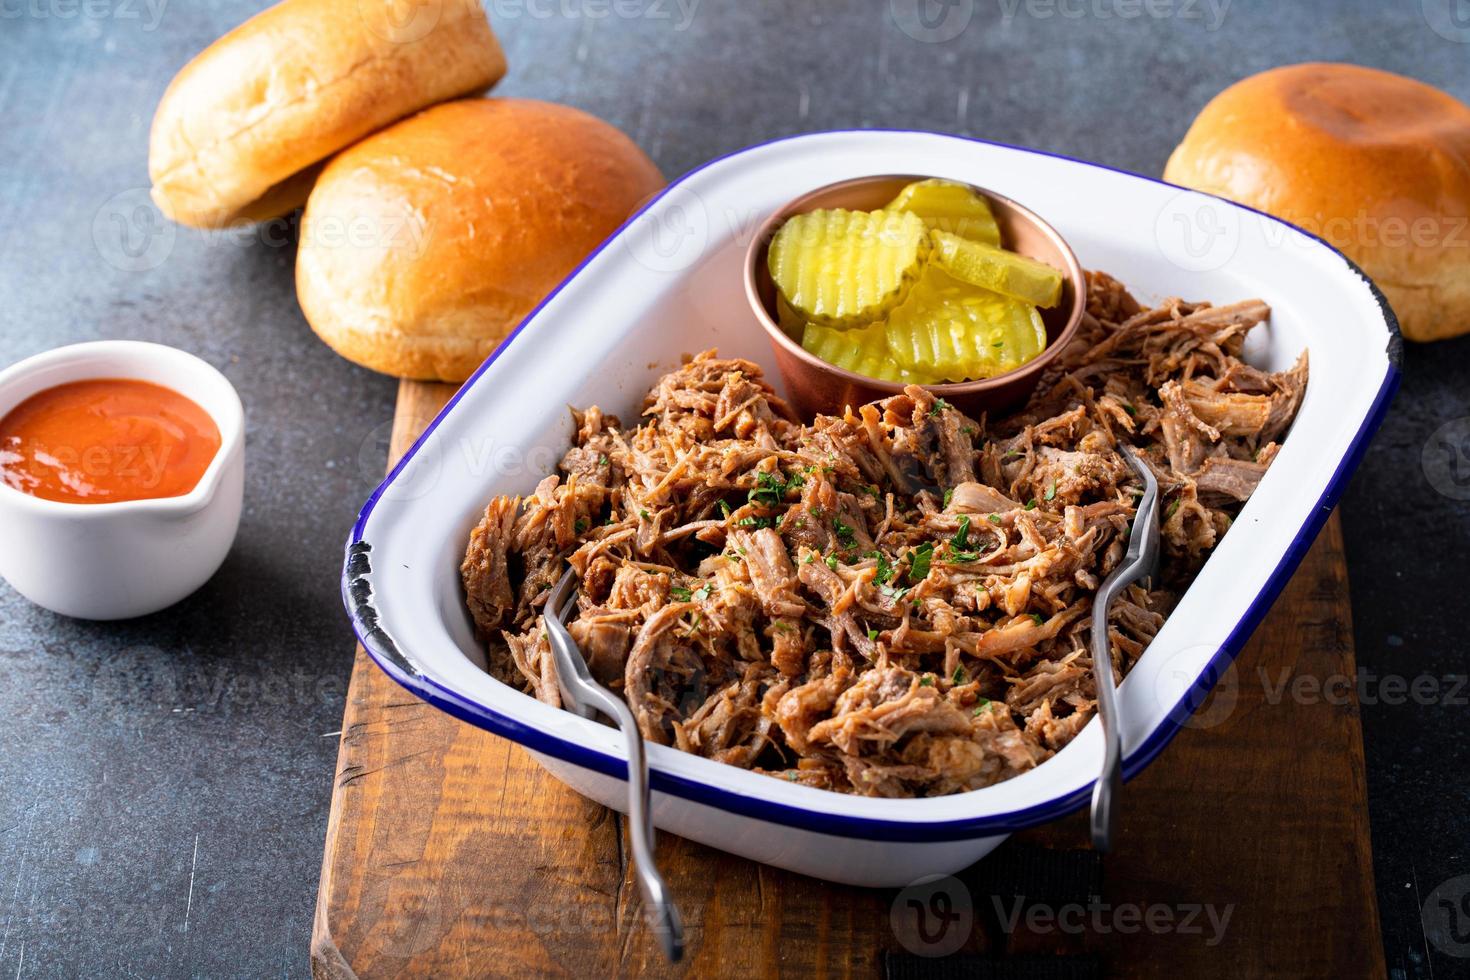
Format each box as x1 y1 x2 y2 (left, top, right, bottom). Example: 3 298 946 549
342 129 1401 843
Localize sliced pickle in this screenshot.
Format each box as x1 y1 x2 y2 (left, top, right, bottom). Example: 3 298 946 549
885 179 1001 246
884 266 1048 381
930 230 1064 308
768 208 928 329
775 294 807 337
802 321 940 384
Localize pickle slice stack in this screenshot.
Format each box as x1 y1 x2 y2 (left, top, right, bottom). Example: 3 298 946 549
767 179 1064 385
802 320 940 384
768 208 928 329
883 266 1047 382
885 178 1002 246
929 231 1063 308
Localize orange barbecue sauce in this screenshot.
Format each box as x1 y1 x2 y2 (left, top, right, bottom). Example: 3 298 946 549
0 379 221 504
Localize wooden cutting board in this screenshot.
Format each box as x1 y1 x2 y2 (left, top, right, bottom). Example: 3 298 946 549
311 380 1383 979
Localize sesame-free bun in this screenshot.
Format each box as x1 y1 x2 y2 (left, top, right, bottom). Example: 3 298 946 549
295 98 665 381
1164 63 1470 342
149 0 506 228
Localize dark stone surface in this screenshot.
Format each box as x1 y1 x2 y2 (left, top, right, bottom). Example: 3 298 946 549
0 1 1464 975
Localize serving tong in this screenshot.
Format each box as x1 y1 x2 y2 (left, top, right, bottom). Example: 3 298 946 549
543 567 685 962
1089 447 1162 852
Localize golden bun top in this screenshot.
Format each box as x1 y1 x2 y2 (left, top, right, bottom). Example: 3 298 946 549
295 98 665 381
1165 63 1470 342
149 0 506 228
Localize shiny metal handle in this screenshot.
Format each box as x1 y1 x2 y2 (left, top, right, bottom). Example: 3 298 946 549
542 570 684 962
1089 448 1161 853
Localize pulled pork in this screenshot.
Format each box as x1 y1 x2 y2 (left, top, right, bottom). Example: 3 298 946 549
460 272 1307 798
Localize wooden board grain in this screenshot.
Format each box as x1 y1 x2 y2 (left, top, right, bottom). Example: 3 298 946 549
312 379 1383 978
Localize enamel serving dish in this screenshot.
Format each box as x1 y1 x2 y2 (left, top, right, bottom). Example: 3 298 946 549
343 131 1398 887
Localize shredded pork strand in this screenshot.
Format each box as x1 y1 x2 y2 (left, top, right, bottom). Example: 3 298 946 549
461 271 1308 798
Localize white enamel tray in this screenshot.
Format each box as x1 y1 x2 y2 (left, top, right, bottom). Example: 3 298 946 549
343 131 1399 887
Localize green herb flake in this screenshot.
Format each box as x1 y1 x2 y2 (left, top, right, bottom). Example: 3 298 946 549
833 518 857 547
930 398 951 417
942 488 954 508
574 518 589 533
907 542 934 583
952 667 967 685
1024 499 1037 511
867 628 879 641
598 454 609 465
952 515 972 551
801 552 815 565
987 514 1002 526
718 500 731 518
1166 497 1182 519
671 586 692 601
639 509 651 520
1044 481 1058 502
693 585 712 601
825 554 839 571
919 674 934 687
1029 612 1045 627
972 698 992 715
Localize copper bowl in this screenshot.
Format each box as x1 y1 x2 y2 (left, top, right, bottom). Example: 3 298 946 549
745 175 1086 419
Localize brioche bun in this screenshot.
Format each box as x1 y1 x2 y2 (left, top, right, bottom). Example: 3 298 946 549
1164 63 1470 342
295 98 664 381
149 0 506 228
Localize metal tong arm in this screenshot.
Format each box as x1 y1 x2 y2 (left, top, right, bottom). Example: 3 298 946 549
542 569 685 962
1089 447 1162 852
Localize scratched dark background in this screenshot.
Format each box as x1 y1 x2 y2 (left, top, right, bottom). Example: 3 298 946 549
1 0 1467 976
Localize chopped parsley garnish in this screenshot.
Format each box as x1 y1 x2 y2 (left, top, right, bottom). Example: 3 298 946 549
639 509 651 520
987 514 1002 525
867 628 879 641
693 585 712 601
1002 449 1022 461
801 552 815 565
930 398 951 417
952 516 972 551
671 586 692 601
1166 497 1182 519
574 518 589 533
747 470 789 508
1044 481 1058 501
833 518 857 547
1029 612 1045 627
737 515 775 530
973 698 991 715
919 674 934 687
906 542 934 583
1122 403 1136 417
1024 499 1037 511
598 454 609 465
962 426 976 436
952 667 967 685
872 551 896 586
718 500 731 518
825 554 839 570
942 488 954 508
